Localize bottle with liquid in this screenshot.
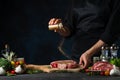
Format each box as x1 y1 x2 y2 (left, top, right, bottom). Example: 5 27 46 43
110 44 119 59
93 57 100 63
100 44 109 62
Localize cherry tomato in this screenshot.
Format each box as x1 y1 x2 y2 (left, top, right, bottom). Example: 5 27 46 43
15 61 20 65
104 71 110 76
19 60 24 65
11 70 15 74
100 71 105 76
85 69 89 72
11 61 15 65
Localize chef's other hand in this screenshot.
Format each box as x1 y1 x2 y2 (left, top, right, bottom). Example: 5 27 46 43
79 52 92 69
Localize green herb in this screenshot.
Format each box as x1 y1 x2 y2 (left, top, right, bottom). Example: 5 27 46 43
0 58 12 71
26 69 44 74
6 72 16 76
109 58 120 67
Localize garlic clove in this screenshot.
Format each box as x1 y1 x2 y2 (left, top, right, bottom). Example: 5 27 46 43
110 65 120 76
0 67 6 75
15 65 24 74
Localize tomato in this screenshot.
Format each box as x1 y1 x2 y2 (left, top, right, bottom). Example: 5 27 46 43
11 70 15 74
15 61 20 65
19 61 24 65
100 71 105 76
104 71 110 76
11 61 15 65
85 69 89 72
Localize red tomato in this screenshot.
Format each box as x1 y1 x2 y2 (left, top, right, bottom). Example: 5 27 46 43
11 70 15 74
85 69 89 72
100 71 105 76
15 61 20 65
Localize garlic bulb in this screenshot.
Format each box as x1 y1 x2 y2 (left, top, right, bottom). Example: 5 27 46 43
110 65 120 76
0 67 6 75
15 65 24 74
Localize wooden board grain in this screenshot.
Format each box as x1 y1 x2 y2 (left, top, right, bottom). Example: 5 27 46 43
26 64 82 73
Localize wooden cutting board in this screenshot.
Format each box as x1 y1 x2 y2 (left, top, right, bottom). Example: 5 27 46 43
26 64 82 73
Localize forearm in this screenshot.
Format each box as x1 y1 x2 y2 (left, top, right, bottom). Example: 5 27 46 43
86 40 106 57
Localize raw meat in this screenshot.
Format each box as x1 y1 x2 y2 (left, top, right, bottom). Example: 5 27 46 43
91 61 113 71
50 60 78 69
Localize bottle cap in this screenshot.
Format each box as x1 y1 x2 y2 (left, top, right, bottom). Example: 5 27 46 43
110 44 119 50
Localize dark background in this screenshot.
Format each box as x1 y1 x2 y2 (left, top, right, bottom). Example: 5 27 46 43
0 0 72 64
1 0 120 65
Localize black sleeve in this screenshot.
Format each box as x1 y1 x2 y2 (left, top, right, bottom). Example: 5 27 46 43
100 0 120 45
62 0 78 38
62 9 75 38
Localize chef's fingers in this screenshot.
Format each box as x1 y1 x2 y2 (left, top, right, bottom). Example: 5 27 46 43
54 28 63 33
79 58 84 66
79 57 82 65
79 58 84 69
83 59 88 69
79 60 83 69
54 29 57 32
79 58 88 69
48 18 56 25
49 18 61 25
54 19 62 24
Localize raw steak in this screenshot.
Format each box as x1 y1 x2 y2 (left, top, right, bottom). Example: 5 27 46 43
91 61 113 71
50 60 78 69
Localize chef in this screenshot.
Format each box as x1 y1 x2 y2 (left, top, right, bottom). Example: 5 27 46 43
48 0 120 69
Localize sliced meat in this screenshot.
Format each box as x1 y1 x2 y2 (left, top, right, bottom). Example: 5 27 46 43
50 60 78 69
91 61 113 71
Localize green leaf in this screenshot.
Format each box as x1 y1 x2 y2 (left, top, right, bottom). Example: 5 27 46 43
0 58 12 71
26 69 44 74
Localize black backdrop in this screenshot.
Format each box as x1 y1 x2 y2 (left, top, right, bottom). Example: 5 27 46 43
0 0 72 64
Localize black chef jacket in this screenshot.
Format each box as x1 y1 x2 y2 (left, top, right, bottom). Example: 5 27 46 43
62 0 120 62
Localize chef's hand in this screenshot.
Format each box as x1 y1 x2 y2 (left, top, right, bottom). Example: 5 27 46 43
79 40 105 69
49 18 62 25
48 18 70 37
79 51 92 69
48 18 62 32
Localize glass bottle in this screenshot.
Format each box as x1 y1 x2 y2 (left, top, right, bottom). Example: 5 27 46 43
110 44 119 59
100 44 109 62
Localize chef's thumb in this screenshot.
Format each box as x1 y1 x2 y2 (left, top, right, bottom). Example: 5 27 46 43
79 58 84 68
83 60 88 69
79 57 82 65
